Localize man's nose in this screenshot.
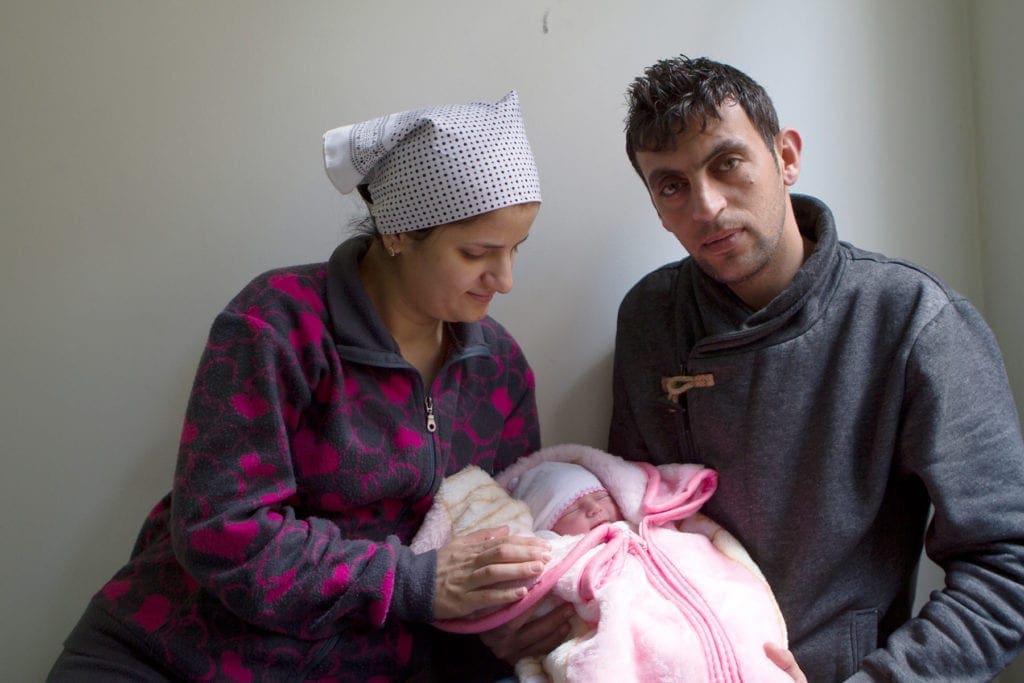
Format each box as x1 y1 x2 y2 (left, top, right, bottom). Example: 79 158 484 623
691 179 726 223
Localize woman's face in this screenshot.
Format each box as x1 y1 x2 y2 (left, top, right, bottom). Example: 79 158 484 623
392 202 539 323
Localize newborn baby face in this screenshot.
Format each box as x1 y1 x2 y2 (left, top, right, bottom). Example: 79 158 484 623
551 490 623 535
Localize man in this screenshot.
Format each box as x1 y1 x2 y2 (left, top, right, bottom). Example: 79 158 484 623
608 55 1024 681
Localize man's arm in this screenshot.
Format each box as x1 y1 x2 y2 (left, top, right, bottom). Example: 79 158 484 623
855 300 1024 681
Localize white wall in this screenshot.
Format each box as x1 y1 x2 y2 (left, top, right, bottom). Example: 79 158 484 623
972 0 1024 408
1 1 1019 679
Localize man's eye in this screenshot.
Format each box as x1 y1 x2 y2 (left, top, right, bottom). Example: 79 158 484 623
659 180 684 197
718 157 741 172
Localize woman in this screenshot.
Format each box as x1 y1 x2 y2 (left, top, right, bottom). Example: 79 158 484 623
49 92 565 681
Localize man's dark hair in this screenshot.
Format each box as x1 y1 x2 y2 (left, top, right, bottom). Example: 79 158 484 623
624 56 780 179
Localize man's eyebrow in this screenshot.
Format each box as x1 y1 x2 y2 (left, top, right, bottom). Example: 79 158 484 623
644 167 675 187
699 138 749 167
643 138 750 186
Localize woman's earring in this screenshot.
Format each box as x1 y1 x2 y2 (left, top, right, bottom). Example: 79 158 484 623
387 245 397 257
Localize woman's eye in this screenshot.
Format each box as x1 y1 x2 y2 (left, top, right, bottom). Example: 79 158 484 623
461 250 485 260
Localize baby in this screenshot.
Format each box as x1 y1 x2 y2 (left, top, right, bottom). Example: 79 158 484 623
412 445 790 683
510 461 627 682
513 461 624 535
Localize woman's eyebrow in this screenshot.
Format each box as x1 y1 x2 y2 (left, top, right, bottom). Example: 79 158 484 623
463 234 530 250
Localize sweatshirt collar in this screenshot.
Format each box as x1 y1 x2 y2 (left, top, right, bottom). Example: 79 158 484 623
325 235 487 362
687 194 842 352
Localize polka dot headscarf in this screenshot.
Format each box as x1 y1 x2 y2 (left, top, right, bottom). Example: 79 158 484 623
323 91 542 234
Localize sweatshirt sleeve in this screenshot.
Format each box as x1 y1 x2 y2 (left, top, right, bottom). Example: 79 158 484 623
169 308 434 640
857 299 1024 680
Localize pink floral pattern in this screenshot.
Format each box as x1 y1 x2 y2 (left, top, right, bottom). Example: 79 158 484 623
85 244 539 681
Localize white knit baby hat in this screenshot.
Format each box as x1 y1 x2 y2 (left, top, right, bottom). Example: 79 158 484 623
512 461 606 531
323 91 542 235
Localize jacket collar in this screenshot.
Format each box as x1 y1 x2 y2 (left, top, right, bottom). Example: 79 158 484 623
685 194 843 353
325 236 487 364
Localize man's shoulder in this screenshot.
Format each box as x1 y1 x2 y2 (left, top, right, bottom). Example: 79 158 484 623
620 258 690 310
837 241 963 305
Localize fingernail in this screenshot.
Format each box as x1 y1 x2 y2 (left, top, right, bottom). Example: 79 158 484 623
531 562 543 573
541 552 552 562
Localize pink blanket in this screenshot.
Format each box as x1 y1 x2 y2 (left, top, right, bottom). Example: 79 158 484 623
411 444 789 682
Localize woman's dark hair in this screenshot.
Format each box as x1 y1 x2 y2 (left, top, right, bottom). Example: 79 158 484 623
348 213 436 242
624 56 780 179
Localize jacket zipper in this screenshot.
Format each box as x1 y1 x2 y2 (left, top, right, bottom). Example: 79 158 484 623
424 395 437 433
394 392 439 534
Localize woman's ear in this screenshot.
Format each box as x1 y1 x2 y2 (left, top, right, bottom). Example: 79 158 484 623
381 234 399 257
384 233 409 257
776 128 802 186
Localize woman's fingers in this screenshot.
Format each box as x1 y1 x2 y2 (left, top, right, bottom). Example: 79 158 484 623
433 529 552 620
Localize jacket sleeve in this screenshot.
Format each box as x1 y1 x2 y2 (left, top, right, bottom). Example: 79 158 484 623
169 309 435 640
854 300 1024 681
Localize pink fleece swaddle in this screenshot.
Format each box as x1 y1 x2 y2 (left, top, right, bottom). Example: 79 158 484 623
410 444 789 682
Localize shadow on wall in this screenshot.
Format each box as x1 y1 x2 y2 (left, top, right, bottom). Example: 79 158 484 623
42 435 179 667
543 349 615 449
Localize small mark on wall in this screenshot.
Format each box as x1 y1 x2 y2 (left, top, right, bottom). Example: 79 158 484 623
542 10 549 34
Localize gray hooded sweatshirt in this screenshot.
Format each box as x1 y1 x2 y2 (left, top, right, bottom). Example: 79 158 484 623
609 194 1024 681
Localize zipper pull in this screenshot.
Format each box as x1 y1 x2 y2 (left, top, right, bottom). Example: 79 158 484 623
425 396 437 433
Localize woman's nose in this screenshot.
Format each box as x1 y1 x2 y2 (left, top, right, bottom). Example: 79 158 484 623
486 253 514 293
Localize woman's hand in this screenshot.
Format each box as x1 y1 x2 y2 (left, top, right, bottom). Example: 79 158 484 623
479 599 576 664
764 643 807 682
433 526 551 620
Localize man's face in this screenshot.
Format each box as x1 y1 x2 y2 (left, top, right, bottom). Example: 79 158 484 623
634 102 802 308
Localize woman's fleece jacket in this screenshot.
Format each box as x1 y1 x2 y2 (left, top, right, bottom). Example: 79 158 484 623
609 195 1024 681
76 235 540 681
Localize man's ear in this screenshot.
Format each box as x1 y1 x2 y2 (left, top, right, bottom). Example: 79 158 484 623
776 128 802 186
